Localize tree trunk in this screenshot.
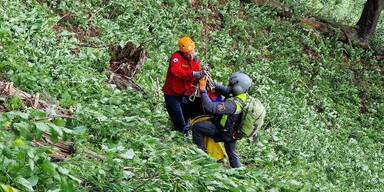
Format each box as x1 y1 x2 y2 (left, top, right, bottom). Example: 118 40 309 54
356 0 384 43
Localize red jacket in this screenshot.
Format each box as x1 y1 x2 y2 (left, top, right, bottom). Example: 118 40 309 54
163 51 201 96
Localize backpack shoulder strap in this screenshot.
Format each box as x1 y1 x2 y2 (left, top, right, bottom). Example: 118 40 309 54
231 94 248 114
233 93 248 107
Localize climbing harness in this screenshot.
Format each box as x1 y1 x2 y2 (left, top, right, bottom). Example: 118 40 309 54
188 115 228 161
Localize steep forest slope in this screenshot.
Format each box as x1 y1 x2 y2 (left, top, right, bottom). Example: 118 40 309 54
0 0 383 191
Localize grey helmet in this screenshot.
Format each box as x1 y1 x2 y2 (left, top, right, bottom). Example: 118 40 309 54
229 72 252 95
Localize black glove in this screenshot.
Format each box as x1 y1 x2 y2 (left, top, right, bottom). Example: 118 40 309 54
192 71 207 79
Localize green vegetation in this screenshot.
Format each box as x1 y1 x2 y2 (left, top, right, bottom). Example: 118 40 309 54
285 0 384 51
0 0 383 191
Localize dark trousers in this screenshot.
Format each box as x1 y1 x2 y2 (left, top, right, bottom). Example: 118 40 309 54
164 95 204 132
192 121 241 168
182 97 204 120
164 95 186 132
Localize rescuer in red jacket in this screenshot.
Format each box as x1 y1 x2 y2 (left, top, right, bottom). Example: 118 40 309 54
163 36 204 134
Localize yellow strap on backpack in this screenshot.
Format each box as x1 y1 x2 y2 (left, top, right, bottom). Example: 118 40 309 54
189 116 227 161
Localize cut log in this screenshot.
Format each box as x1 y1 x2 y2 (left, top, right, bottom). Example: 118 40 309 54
108 41 147 92
109 42 147 78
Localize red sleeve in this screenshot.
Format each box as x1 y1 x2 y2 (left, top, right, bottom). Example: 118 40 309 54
169 55 192 80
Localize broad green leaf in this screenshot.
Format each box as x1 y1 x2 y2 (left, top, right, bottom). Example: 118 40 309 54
27 176 38 187
95 114 107 122
0 184 20 192
62 127 75 134
67 174 82 184
27 150 34 158
14 122 31 139
40 160 55 175
13 122 29 130
60 91 73 107
34 122 49 132
72 126 87 134
120 149 135 160
53 118 66 127
50 131 59 143
14 138 25 147
5 112 29 120
29 109 46 120
123 170 135 179
49 124 63 137
15 177 34 191
60 177 74 192
57 167 69 175
28 158 35 171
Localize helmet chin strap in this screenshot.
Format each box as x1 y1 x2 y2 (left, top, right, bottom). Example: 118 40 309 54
180 51 194 60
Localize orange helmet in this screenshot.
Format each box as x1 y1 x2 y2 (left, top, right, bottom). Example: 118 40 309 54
178 36 195 54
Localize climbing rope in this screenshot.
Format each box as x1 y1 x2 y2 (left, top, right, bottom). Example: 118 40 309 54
204 0 208 65
189 0 215 102
202 0 215 91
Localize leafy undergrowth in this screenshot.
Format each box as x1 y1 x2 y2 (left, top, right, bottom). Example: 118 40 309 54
0 0 383 191
284 0 384 53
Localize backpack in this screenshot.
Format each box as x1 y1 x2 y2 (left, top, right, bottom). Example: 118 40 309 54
235 96 266 138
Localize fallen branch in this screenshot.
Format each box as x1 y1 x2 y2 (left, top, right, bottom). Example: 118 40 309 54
376 55 384 60
83 149 106 161
300 17 369 48
132 173 160 192
0 81 77 161
107 71 147 96
32 132 75 162
0 80 74 118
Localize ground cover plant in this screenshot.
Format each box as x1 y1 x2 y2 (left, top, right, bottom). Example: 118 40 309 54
0 0 383 191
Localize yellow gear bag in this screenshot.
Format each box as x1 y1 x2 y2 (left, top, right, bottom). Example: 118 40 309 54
189 115 227 161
